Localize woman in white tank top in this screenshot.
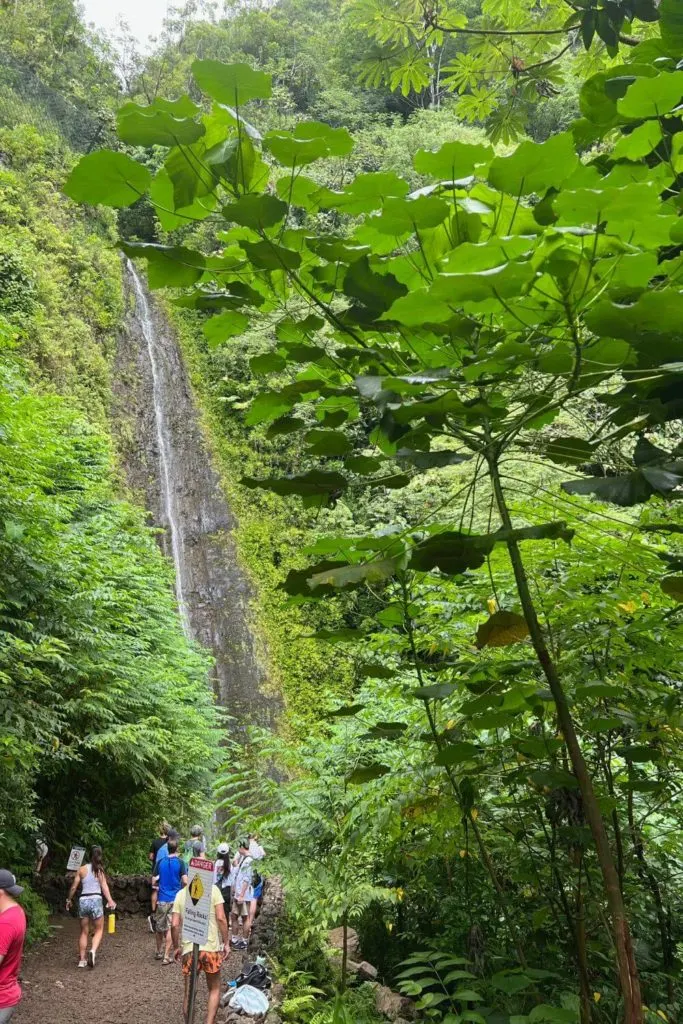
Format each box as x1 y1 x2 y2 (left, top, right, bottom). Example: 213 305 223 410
66 846 116 968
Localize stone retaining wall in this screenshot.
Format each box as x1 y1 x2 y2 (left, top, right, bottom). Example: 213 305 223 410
38 874 153 915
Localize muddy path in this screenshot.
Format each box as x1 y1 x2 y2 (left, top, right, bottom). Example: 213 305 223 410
16 916 247 1024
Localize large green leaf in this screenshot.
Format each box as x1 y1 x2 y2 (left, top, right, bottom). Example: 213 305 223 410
618 72 683 119
410 531 495 575
371 195 450 234
241 470 348 499
64 151 151 208
319 172 409 215
488 133 578 195
344 257 408 316
119 242 205 289
223 194 288 229
430 261 536 304
240 240 301 271
435 743 480 766
203 311 250 347
476 611 530 648
149 168 217 229
117 99 205 147
192 60 272 105
346 763 391 784
414 141 494 179
661 0 683 52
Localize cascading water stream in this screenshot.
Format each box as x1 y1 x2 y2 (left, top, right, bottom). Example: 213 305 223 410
127 260 191 635
117 262 278 730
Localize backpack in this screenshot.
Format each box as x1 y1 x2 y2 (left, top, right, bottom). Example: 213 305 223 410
237 962 271 991
252 868 262 889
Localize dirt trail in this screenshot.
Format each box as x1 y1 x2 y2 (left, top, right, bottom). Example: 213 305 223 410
16 916 247 1024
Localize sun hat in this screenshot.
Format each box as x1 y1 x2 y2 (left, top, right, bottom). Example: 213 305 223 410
217 842 230 855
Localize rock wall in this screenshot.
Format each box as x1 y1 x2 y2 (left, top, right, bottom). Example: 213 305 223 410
111 263 280 733
38 874 152 916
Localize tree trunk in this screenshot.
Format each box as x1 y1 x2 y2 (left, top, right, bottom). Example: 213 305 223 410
488 459 642 1024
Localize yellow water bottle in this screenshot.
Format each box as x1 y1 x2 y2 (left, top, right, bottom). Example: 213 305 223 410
108 911 116 934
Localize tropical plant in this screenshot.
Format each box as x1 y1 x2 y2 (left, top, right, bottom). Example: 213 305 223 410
63 5 683 1018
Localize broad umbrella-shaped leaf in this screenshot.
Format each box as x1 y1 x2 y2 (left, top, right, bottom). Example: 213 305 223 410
150 168 217 229
543 437 595 466
561 472 653 506
476 611 530 648
165 143 214 209
344 257 408 317
117 99 205 146
223 194 288 229
661 0 683 53
612 120 663 160
328 704 366 717
241 469 347 497
64 151 151 208
397 448 470 470
293 120 353 156
618 72 683 119
371 195 449 235
119 242 205 289
347 764 391 784
430 261 535 304
240 240 301 271
308 559 396 590
435 743 480 766
412 683 457 699
192 60 272 105
203 311 250 347
305 430 353 456
414 141 494 179
488 133 578 196
410 531 495 575
319 172 409 215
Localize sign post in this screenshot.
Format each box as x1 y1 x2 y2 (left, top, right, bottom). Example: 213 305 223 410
183 857 215 1024
66 847 85 872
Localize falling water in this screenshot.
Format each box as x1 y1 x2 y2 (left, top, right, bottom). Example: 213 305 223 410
117 262 279 731
127 260 190 634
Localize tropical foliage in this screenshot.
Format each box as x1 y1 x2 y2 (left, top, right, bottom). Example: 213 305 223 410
63 2 683 1016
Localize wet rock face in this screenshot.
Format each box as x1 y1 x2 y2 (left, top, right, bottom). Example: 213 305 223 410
111 265 280 733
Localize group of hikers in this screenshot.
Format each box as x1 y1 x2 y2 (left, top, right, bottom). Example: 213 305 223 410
0 822 266 1024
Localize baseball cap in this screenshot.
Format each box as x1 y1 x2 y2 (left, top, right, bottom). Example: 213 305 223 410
217 842 230 855
0 870 23 897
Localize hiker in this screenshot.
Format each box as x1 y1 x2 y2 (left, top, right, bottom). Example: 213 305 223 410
148 821 170 932
248 865 264 933
171 878 229 1024
65 846 116 969
214 843 232 920
0 871 26 1022
184 825 206 859
153 838 187 964
230 839 253 950
34 838 48 875
248 835 265 861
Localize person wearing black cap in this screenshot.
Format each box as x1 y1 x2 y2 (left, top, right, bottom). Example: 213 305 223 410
0 870 26 1022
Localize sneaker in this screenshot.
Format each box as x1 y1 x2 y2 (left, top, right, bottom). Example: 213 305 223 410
87 950 96 969
147 914 156 934
237 938 248 950
230 936 239 947
77 960 87 969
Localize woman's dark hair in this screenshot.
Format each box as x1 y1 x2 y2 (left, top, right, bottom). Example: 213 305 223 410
90 846 105 876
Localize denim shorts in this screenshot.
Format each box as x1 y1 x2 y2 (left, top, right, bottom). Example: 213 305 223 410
79 895 104 920
0 1006 17 1022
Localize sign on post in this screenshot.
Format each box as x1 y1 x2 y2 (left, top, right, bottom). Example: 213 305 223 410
182 857 215 946
66 847 85 872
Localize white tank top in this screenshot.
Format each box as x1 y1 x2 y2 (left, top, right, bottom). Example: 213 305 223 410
81 864 102 896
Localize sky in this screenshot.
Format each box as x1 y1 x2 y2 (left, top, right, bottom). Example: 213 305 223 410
81 0 171 45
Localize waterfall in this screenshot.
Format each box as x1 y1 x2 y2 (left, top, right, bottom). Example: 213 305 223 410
127 260 190 634
117 262 279 730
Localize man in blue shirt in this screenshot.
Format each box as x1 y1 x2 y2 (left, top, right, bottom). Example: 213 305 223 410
153 839 187 964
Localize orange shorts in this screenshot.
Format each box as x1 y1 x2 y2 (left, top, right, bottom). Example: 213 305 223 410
182 951 223 976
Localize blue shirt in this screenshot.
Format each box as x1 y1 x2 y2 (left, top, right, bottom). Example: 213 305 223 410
157 855 186 903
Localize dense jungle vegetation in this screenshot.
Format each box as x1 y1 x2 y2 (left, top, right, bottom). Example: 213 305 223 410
3 0 683 1022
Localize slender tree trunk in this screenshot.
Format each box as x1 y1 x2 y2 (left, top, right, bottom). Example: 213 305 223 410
340 913 348 994
576 855 593 1024
488 458 642 1024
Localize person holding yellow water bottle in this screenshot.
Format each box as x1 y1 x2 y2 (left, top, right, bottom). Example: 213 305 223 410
65 846 116 969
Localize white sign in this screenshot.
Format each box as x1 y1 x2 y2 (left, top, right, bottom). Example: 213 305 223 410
66 847 85 872
182 857 215 946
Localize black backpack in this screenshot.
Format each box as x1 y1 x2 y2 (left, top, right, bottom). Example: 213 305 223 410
237 962 271 991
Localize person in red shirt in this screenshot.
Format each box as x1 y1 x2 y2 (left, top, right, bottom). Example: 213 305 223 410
0 870 26 1022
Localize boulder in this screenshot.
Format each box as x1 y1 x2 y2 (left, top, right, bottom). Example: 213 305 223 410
375 985 417 1021
348 960 378 982
328 925 360 960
